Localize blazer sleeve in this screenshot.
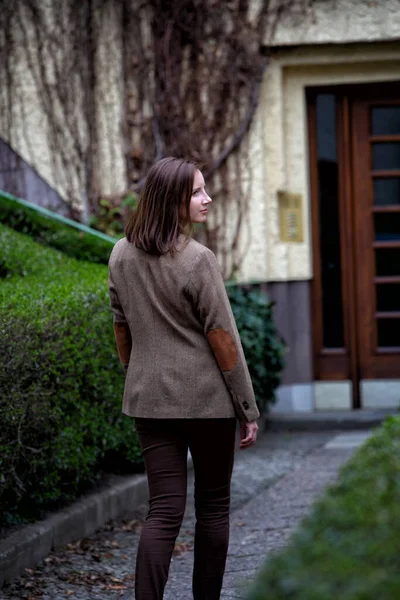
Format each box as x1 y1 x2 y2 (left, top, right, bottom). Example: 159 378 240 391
108 265 132 374
185 247 260 422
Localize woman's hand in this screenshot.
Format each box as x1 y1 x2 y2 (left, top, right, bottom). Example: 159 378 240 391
239 420 258 450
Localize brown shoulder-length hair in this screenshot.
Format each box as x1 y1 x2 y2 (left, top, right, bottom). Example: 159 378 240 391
125 157 197 255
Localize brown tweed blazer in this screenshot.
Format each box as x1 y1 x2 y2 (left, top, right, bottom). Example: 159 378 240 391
108 235 259 422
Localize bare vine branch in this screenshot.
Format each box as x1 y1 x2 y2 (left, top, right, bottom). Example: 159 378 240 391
0 0 314 276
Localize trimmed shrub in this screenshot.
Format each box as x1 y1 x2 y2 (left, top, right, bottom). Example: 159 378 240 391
247 416 400 600
0 192 116 264
0 225 142 525
227 285 285 413
0 223 285 523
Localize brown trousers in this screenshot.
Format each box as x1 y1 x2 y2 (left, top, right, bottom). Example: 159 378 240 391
134 418 237 600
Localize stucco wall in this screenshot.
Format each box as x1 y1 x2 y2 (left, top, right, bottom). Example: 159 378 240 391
240 40 400 282
270 0 400 46
0 3 127 207
95 3 127 197
2 40 58 200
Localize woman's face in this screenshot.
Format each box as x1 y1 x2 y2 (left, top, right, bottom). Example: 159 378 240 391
189 169 212 223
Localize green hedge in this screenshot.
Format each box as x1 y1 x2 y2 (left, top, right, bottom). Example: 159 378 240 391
0 192 116 264
247 416 400 600
227 285 285 414
0 222 284 524
0 224 142 525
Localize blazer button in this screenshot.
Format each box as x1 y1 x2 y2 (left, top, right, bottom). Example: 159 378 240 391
243 401 249 410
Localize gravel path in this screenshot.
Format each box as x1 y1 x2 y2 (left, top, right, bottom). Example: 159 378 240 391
0 429 366 600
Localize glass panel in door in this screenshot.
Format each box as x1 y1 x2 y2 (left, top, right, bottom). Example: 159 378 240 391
371 104 400 350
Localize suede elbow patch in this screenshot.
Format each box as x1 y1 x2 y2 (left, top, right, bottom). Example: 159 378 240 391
114 323 132 364
207 328 238 371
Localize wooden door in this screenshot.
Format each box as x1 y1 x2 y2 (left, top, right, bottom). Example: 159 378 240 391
352 89 400 379
308 82 400 408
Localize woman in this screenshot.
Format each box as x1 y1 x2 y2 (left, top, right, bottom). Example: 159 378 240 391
108 157 259 600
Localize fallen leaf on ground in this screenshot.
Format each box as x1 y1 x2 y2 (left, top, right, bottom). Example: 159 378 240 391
44 555 69 565
121 519 139 531
173 541 193 556
66 538 95 554
105 584 128 590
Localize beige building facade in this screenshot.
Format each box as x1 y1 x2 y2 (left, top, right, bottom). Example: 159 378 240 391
251 0 400 412
1 0 400 412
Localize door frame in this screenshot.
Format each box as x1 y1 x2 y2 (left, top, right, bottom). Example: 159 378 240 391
307 81 400 409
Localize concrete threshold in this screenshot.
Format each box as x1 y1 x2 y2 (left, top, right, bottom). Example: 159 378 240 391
324 431 374 449
265 408 398 432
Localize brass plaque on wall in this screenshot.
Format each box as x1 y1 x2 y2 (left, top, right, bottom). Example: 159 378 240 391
278 190 304 243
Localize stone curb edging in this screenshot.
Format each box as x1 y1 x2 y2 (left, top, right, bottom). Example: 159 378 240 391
0 472 150 587
1 452 195 588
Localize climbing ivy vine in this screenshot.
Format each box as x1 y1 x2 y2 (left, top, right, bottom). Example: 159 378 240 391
0 0 314 276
